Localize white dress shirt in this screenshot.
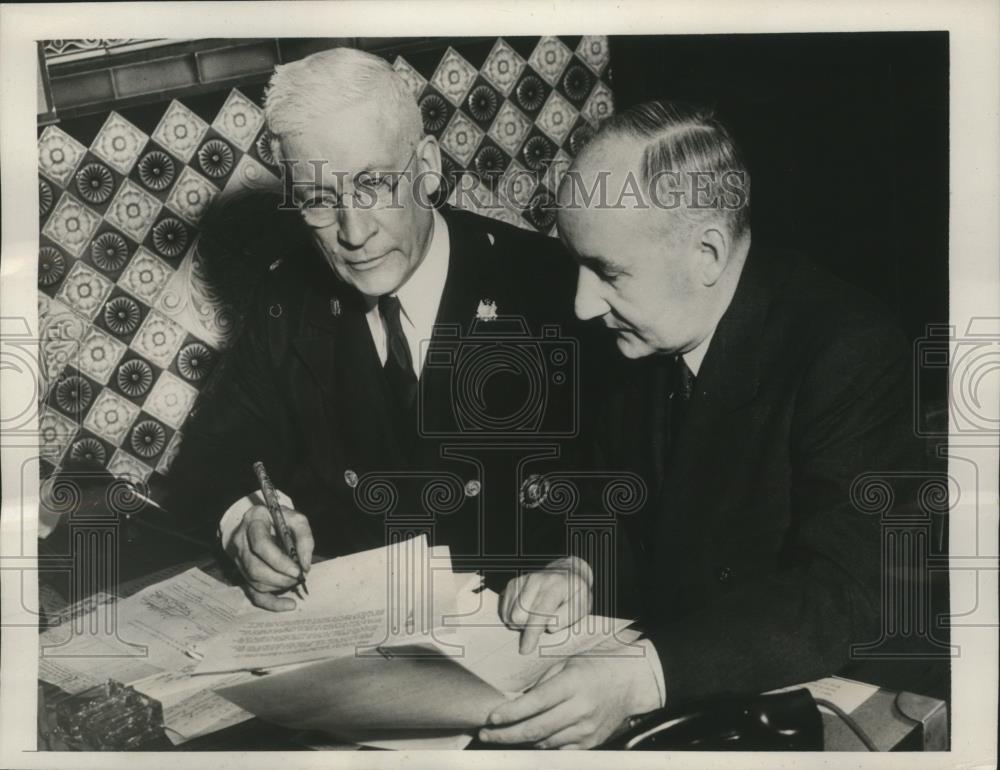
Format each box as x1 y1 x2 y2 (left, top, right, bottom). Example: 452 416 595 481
364 208 450 376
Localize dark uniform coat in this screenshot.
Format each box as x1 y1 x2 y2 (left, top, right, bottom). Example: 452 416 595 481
166 206 608 579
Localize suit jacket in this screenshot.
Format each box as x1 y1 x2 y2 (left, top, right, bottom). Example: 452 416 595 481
595 245 923 707
166 206 605 576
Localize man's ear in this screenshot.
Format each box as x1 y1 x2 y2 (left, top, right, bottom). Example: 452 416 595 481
416 134 442 198
698 225 730 286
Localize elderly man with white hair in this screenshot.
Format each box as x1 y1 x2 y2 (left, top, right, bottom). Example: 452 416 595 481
168 47 601 610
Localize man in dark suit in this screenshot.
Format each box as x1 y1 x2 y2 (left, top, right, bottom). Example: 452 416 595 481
167 47 597 610
483 101 923 748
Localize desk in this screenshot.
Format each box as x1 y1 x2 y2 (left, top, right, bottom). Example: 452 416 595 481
36 509 949 752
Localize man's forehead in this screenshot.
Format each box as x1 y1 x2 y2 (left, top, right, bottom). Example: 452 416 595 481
281 104 402 170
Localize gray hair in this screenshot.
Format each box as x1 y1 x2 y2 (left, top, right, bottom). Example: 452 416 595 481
594 100 751 238
263 47 423 154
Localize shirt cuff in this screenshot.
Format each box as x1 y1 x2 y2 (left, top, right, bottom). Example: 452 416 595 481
218 489 295 551
637 638 667 710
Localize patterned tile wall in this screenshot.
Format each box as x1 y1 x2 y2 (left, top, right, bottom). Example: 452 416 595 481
36 36 613 487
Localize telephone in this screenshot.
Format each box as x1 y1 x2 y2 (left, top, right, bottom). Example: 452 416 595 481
607 687 823 750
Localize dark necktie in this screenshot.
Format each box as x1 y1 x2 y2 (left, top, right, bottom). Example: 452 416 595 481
666 353 695 457
378 295 417 411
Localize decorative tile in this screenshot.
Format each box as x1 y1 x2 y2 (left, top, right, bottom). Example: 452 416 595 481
529 37 573 86
253 128 279 168
68 433 111 468
212 89 264 151
55 261 114 320
419 89 454 136
465 81 502 126
74 161 118 206
77 326 127 385
114 356 156 400
542 148 572 196
568 118 596 156
583 81 615 126
136 148 178 193
39 177 55 218
90 112 148 175
576 35 610 74
39 298 88 394
131 310 186 368
39 407 78 464
107 448 153 484
38 246 67 289
101 294 145 339
153 100 209 163
89 229 134 273
499 160 538 210
196 137 237 180
42 193 102 257
155 249 239 347
430 48 478 106
156 430 183 475
472 140 510 185
149 216 190 260
440 112 485 166
537 90 578 145
144 370 198 430
104 180 162 243
220 154 280 198
513 71 550 115
164 166 218 225
51 369 96 420
128 417 170 460
117 247 173 305
38 126 87 187
175 340 213 383
392 56 427 99
482 38 526 96
83 389 140 445
521 133 558 173
488 101 532 156
560 63 595 105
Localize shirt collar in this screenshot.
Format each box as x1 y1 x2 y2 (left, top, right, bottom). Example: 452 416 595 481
394 208 449 334
682 326 715 377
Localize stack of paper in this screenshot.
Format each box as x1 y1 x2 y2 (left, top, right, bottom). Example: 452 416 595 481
40 535 640 749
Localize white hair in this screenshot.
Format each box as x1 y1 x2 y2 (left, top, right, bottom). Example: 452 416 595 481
263 47 423 152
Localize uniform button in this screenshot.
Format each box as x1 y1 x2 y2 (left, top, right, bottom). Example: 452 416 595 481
717 566 733 583
344 470 358 488
268 303 283 318
268 259 282 271
464 480 481 497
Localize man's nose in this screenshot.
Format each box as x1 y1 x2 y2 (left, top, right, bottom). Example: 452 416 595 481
336 204 377 249
574 266 609 321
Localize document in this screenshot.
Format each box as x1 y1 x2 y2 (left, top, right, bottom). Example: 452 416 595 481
39 567 248 694
769 676 880 715
212 586 637 747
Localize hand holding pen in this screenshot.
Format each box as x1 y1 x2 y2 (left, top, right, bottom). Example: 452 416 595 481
223 463 315 612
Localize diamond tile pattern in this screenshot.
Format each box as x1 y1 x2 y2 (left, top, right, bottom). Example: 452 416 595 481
91 112 148 175
431 48 479 106
35 38 614 483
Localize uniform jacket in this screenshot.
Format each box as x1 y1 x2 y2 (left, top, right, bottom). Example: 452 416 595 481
594 246 923 707
166 206 607 576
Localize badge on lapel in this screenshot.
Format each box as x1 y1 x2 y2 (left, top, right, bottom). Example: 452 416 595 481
476 299 498 322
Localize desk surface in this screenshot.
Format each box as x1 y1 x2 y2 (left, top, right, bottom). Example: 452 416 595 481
37 514 949 752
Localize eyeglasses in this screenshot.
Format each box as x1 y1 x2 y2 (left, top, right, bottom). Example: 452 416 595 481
297 149 418 228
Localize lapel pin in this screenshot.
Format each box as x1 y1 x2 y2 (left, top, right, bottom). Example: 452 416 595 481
330 298 342 317
476 299 498 322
